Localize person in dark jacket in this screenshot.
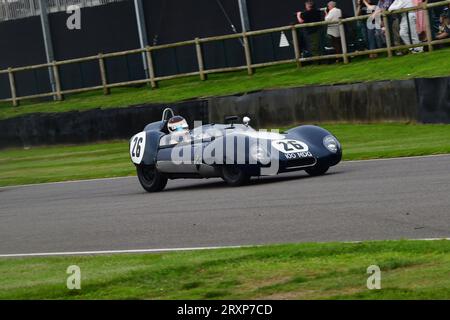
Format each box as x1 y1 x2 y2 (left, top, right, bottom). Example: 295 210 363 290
296 0 324 57
356 0 370 49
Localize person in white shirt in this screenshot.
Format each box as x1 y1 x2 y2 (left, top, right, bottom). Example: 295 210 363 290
324 1 343 55
388 0 423 53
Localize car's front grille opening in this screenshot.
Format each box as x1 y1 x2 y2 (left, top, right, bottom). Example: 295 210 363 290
284 157 316 169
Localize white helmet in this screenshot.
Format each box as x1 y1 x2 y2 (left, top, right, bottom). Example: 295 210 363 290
167 116 189 133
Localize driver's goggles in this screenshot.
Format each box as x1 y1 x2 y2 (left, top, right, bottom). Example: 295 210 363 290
173 125 186 132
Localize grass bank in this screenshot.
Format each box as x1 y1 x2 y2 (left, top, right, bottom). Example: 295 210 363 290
1 48 450 120
1 123 449 187
1 240 450 299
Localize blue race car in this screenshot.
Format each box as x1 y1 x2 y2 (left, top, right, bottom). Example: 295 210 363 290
130 108 342 192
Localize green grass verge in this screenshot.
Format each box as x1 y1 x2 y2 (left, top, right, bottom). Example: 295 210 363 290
1 48 450 120
1 123 450 187
0 141 131 187
1 240 450 299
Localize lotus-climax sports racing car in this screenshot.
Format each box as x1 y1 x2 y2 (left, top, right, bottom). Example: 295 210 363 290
130 108 342 192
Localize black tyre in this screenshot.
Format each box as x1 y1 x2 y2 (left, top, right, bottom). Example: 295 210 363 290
136 165 168 192
305 164 329 177
221 166 251 186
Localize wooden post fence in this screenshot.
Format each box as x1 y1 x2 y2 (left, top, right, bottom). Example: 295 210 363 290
243 33 253 75
0 0 449 107
195 38 206 81
339 21 349 64
291 26 302 68
52 61 63 101
423 4 434 52
383 14 393 58
7 68 18 107
145 47 158 89
98 53 110 95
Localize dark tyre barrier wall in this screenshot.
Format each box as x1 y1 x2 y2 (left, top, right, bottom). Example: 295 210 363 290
0 77 449 149
0 101 208 148
209 80 418 128
416 77 450 124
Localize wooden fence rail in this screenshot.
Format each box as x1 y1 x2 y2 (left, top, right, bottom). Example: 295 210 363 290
1 0 450 106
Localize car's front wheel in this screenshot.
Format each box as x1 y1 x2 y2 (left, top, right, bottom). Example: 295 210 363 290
221 165 250 186
136 165 168 192
305 164 329 177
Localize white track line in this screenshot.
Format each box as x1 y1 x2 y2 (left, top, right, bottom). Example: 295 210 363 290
0 176 135 190
0 245 247 258
346 238 450 243
1 154 449 190
1 238 449 258
344 153 450 163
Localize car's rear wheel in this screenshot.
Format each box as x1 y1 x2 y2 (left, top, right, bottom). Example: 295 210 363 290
305 164 329 177
136 165 168 192
221 165 250 186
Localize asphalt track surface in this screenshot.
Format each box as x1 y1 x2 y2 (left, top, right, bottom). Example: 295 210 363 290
1 155 450 256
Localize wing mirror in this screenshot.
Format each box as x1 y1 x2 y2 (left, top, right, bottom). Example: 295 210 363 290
243 116 251 127
225 115 239 128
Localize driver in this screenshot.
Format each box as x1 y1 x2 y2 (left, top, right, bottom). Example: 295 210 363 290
167 116 190 144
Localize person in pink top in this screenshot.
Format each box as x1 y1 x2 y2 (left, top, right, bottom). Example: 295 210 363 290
413 0 426 38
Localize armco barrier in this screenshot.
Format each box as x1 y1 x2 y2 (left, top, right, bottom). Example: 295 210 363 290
0 77 449 149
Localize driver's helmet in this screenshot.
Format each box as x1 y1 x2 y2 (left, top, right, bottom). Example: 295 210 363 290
167 116 189 133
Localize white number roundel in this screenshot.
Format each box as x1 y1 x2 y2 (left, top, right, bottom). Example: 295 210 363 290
130 132 146 164
271 139 309 154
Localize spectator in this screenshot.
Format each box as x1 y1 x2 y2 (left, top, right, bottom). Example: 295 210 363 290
356 0 369 49
428 0 448 38
389 0 424 53
362 0 384 58
374 0 403 54
296 0 323 57
414 0 426 40
436 13 450 40
324 1 342 56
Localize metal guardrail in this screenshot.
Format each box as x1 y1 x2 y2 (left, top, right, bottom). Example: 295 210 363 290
0 0 124 21
1 0 450 106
